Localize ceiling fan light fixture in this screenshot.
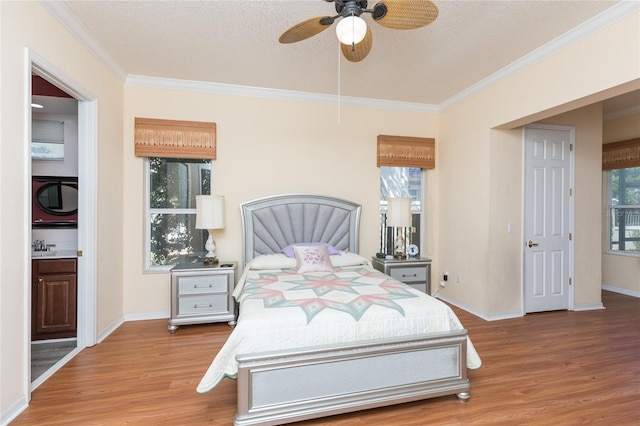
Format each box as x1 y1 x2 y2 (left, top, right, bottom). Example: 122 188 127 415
336 16 367 45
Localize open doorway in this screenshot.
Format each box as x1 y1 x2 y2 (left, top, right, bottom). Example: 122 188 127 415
28 52 98 393
30 78 79 383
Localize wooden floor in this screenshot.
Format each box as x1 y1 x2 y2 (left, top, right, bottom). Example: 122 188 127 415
13 291 640 425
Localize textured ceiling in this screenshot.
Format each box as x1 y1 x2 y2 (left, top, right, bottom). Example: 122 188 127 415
50 0 637 112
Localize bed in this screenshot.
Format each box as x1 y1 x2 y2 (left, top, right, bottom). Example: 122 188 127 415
197 194 481 426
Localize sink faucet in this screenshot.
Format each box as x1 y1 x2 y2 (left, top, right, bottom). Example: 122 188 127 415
33 240 46 251
33 240 55 251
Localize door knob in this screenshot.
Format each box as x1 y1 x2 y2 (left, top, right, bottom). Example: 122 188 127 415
527 240 539 248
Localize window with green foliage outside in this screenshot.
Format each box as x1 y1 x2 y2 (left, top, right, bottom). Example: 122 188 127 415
147 157 211 268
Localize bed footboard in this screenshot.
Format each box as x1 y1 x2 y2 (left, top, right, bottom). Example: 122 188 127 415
235 330 470 426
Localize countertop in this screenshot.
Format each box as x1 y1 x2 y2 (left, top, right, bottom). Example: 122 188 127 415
31 249 78 259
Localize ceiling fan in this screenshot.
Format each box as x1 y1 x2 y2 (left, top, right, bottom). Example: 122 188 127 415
279 0 439 62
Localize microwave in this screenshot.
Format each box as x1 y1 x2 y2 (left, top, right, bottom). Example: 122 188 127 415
32 176 78 228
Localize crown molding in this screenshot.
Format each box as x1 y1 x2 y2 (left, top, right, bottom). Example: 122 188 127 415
125 75 439 113
39 0 127 81
42 0 637 114
439 0 640 112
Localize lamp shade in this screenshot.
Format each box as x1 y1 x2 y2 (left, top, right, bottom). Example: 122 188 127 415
336 16 367 45
195 195 225 230
387 198 412 227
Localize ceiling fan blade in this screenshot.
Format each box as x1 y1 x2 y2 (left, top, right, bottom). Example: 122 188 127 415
279 16 334 44
341 26 373 63
373 0 439 30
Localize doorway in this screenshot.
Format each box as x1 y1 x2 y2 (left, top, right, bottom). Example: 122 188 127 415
28 51 98 392
523 124 574 313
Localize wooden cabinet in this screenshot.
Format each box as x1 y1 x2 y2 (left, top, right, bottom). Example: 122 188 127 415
32 258 77 340
371 256 432 295
168 262 237 333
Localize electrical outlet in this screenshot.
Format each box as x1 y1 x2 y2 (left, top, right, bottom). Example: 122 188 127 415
456 273 462 283
443 272 448 282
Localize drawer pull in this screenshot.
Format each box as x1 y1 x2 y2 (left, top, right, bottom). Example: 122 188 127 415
194 303 213 309
402 274 417 278
193 284 213 288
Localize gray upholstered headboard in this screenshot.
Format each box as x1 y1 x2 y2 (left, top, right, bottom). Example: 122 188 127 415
240 194 361 265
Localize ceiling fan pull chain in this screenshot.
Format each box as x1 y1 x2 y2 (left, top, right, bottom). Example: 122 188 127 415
337 43 341 125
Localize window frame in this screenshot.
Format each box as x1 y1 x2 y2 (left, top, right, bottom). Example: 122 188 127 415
144 157 211 271
379 166 425 256
605 167 640 257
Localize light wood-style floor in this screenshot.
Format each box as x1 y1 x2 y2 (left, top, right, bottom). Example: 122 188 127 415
13 291 639 425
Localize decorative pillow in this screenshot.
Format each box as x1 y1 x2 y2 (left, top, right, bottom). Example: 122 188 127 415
282 243 340 258
293 244 334 273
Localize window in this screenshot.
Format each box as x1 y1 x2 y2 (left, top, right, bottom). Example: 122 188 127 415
32 119 64 160
607 166 640 254
146 157 211 269
379 166 423 255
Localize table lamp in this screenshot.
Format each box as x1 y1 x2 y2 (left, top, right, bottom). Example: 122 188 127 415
387 197 412 259
195 195 225 264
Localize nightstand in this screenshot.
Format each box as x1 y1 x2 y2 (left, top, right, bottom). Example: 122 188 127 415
168 261 237 333
371 256 432 295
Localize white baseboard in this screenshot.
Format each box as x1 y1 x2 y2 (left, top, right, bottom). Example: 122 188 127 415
0 396 28 426
435 293 522 321
95 312 169 343
97 316 125 344
436 287 635 319
123 311 170 322
602 284 640 298
573 302 606 311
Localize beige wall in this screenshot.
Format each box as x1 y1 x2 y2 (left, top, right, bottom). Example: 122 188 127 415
0 1 124 419
2 2 639 422
603 112 640 143
122 86 438 315
602 111 640 295
487 128 524 315
435 11 639 317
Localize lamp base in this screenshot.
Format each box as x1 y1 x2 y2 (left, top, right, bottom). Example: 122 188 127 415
393 253 406 260
203 256 219 265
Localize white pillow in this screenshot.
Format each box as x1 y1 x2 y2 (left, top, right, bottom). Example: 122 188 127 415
330 252 370 267
248 253 296 270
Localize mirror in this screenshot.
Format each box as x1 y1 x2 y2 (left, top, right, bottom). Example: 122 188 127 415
35 182 78 215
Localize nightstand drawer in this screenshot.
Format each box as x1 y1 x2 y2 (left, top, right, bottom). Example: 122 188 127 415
169 261 238 332
178 275 228 295
178 294 229 316
389 267 427 282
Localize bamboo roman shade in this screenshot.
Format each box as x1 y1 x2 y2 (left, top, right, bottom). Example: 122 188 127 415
602 138 640 170
134 117 216 159
377 135 435 169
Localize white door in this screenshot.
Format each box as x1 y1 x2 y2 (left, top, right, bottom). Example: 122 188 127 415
523 125 573 313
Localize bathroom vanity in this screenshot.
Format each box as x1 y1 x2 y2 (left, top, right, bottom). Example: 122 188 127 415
31 257 77 340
